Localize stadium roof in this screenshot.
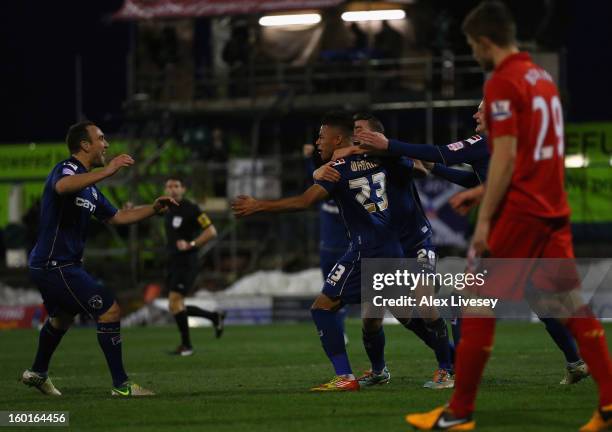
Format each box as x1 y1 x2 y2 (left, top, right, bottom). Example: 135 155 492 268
113 0 345 20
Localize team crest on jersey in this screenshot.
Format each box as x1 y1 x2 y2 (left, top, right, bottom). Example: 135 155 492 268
491 100 512 121
88 295 103 310
172 216 183 228
446 141 465 151
91 188 98 200
331 159 346 167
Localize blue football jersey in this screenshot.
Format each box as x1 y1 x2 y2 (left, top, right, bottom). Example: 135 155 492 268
382 157 432 248
29 157 118 267
315 154 396 250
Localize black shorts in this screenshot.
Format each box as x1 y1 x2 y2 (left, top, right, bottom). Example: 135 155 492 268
166 253 199 296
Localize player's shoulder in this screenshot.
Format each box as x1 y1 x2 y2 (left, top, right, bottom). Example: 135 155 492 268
51 158 82 178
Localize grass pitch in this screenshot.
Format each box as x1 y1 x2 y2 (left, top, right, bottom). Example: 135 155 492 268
0 321 605 431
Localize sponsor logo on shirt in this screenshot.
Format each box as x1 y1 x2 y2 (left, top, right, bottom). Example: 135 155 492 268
75 197 96 213
490 100 512 121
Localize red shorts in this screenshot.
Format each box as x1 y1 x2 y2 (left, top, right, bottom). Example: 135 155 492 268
475 213 578 300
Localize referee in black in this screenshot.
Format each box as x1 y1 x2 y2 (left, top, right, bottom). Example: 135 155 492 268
164 175 225 356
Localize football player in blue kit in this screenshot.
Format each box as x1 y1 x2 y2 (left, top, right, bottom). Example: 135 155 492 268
233 112 406 391
303 144 350 342
316 113 455 389
355 103 588 385
21 121 177 397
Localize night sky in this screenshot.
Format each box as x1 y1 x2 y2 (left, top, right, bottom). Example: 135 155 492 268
1 0 610 143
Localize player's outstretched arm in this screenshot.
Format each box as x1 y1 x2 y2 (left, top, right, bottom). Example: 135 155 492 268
431 164 482 188
232 184 329 218
449 184 485 216
55 154 134 195
108 196 178 225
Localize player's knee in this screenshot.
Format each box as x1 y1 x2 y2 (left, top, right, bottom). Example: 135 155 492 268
98 301 121 323
362 318 382 333
311 294 341 311
168 292 184 314
50 314 74 330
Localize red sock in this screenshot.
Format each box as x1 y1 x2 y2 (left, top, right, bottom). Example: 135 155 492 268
449 317 496 418
567 312 612 407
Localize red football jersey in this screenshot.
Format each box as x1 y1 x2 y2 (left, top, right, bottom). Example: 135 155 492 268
484 52 570 219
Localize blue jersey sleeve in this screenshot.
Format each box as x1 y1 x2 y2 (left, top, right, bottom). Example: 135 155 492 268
49 161 79 190
431 164 482 188
387 140 445 162
93 188 118 222
315 179 338 195
387 136 489 166
314 159 347 195
436 136 489 165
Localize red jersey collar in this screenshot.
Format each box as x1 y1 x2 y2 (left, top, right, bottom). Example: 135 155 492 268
495 51 531 72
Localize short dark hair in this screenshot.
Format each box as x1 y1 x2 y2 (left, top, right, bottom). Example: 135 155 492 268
462 1 516 47
353 112 385 133
166 175 186 187
66 120 96 154
321 111 353 139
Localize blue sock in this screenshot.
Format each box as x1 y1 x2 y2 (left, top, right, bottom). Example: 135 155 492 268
97 322 129 387
541 317 580 363
426 318 453 371
311 309 352 376
451 317 462 347
336 306 348 335
362 327 386 373
32 320 67 374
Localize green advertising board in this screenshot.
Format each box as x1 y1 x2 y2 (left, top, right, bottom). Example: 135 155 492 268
565 123 612 223
0 140 191 227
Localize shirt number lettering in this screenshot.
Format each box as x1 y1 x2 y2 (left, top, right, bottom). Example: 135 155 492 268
348 172 388 213
533 95 564 161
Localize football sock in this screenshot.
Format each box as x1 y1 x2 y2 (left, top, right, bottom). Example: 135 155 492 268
449 317 495 418
336 306 348 335
186 305 218 323
97 321 129 387
567 310 612 407
311 309 352 376
31 320 67 374
362 327 386 374
451 316 462 346
540 317 580 363
173 310 192 348
425 318 453 371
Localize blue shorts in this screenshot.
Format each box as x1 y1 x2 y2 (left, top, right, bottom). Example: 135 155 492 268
320 247 346 279
401 236 437 273
322 242 403 304
29 264 115 319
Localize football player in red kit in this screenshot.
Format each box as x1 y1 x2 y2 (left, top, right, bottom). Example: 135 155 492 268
406 2 612 431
